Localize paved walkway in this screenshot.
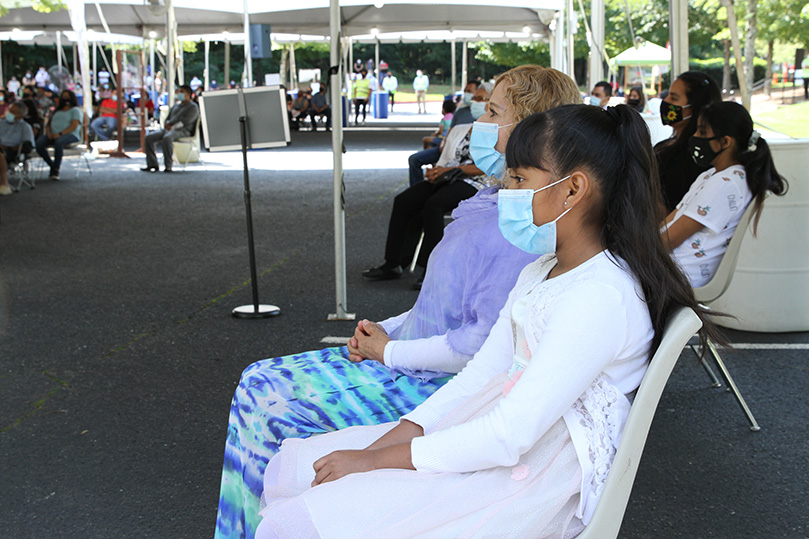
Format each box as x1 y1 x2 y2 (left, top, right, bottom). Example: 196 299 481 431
1 124 807 538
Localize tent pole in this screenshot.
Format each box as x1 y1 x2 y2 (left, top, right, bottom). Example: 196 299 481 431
167 0 175 106
243 0 252 87
57 31 63 71
566 0 576 83
290 43 297 89
93 39 97 87
224 39 231 88
669 0 689 79
588 0 605 88
329 0 353 321
451 38 456 94
461 39 467 88
204 39 210 91
374 38 379 82
0 41 4 88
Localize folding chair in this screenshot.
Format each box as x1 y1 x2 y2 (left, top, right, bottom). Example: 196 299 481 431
577 307 703 539
173 116 204 170
9 147 36 191
690 200 761 431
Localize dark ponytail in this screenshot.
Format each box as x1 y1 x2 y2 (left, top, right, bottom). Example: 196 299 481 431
506 104 722 353
699 101 788 233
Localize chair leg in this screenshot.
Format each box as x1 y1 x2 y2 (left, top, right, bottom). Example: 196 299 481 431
706 339 761 432
409 232 424 274
690 344 722 387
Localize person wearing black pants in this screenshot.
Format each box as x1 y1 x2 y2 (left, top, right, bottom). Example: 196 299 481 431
363 156 484 288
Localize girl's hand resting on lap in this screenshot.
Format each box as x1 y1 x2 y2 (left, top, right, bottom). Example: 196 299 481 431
347 319 391 363
312 449 377 486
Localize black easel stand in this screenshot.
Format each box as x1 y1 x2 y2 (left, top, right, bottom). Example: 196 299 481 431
232 115 280 318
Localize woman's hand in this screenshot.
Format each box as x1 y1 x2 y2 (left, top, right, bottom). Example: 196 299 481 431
425 166 449 183
346 319 390 363
311 449 377 486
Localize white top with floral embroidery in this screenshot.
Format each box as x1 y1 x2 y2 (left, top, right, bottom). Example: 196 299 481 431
669 164 752 287
404 251 654 524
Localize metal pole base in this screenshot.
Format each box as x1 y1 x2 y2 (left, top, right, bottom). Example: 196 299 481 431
232 304 281 318
327 312 356 321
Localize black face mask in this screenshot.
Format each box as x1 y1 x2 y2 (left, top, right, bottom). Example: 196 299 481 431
660 100 691 126
688 135 725 167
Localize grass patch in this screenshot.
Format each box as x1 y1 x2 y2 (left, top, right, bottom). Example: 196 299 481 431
754 100 809 138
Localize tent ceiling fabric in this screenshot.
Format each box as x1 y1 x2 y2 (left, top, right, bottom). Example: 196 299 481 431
1 1 560 39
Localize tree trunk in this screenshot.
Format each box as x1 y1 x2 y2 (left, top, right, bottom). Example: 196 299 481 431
765 39 774 97
720 0 750 109
723 39 732 94
743 0 758 105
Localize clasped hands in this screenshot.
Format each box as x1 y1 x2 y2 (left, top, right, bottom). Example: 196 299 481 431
424 165 452 183
346 319 391 363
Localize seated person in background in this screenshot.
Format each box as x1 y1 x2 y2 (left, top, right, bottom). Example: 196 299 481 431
589 80 612 108
90 93 119 140
422 99 455 149
141 84 199 173
450 79 481 128
254 104 717 539
36 89 82 181
0 101 36 195
0 89 10 118
35 86 53 114
661 101 787 287
407 81 490 186
21 98 43 138
307 84 331 131
363 83 492 285
21 87 36 101
214 65 582 539
655 71 722 213
289 89 309 131
626 84 647 113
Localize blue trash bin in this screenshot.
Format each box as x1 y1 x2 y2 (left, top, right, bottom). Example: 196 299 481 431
373 91 389 119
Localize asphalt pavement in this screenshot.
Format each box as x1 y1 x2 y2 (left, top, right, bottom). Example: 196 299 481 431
1 106 807 538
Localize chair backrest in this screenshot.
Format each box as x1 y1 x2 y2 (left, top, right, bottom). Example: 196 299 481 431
693 199 759 305
576 307 703 539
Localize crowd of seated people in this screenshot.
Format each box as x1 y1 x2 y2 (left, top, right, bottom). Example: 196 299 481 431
286 85 332 131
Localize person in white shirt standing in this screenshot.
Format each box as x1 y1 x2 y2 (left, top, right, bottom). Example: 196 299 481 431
413 69 429 114
382 70 398 111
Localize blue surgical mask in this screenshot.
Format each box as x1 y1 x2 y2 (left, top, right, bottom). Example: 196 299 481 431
469 120 512 178
175 92 184 101
497 175 572 255
462 92 474 106
5 112 15 123
469 100 487 120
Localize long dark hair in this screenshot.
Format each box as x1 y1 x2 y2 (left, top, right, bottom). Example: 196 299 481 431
657 71 721 159
700 101 788 232
58 89 78 109
506 104 720 353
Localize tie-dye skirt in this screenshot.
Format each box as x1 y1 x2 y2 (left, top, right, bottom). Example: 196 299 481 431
214 346 451 539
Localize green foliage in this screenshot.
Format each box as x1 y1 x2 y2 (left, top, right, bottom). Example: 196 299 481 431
689 56 767 87
0 0 66 16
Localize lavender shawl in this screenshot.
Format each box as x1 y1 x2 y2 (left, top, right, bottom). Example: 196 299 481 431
388 186 540 360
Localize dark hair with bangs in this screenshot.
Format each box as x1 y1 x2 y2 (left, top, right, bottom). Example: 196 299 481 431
57 89 78 109
698 101 787 233
506 104 722 353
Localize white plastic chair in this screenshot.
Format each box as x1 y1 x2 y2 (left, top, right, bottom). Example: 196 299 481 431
577 307 703 539
173 116 203 169
690 200 761 431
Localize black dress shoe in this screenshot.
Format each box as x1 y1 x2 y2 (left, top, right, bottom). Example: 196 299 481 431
362 265 402 280
163 167 173 173
140 166 158 172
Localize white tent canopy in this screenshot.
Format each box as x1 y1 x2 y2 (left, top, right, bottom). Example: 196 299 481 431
1 0 561 38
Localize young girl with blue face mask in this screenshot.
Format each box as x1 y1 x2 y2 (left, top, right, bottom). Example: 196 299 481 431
252 104 719 539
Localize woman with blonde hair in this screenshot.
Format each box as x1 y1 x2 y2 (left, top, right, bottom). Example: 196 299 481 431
215 65 582 539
